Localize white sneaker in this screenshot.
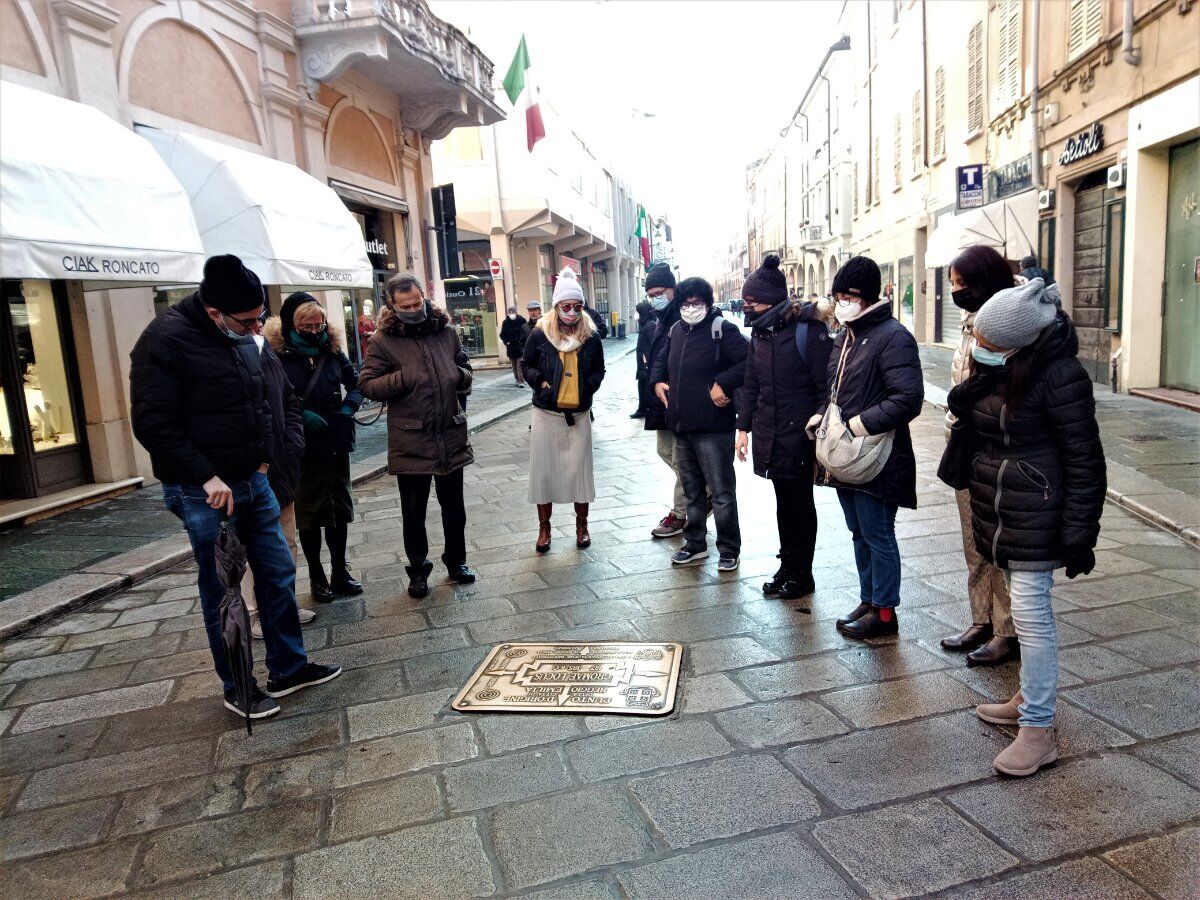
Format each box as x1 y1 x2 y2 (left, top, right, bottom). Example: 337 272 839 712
297 607 317 625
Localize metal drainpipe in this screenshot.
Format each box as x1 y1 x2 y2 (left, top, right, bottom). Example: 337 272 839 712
1031 0 1042 189
1123 0 1141 65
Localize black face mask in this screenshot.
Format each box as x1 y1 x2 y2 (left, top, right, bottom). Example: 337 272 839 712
952 286 987 313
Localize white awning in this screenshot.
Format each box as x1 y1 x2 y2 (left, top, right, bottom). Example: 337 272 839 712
139 128 373 289
925 190 1039 268
0 81 205 283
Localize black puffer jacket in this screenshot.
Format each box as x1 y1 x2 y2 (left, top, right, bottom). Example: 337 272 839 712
738 299 834 479
260 344 304 507
500 315 527 357
635 303 657 379
817 301 924 508
521 327 605 416
130 292 272 485
643 301 681 431
959 316 1105 570
649 308 749 434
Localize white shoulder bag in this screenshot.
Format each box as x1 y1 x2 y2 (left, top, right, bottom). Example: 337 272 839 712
815 337 894 484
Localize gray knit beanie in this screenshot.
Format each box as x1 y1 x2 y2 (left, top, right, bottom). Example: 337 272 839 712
974 277 1061 350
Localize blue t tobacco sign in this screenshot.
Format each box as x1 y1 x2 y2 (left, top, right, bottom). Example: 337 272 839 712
957 164 985 210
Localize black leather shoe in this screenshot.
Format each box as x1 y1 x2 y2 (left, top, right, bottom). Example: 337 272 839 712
310 578 335 604
406 560 434 599
778 572 816 600
941 623 993 652
447 563 476 584
966 635 1021 667
762 559 787 596
330 566 364 596
836 602 873 630
840 606 899 640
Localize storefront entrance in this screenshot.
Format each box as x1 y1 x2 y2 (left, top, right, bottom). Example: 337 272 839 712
1072 170 1124 384
445 275 498 358
1161 138 1200 393
0 280 89 500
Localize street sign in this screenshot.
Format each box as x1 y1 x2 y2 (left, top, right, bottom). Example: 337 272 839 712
452 641 682 716
488 258 503 279
957 164 985 210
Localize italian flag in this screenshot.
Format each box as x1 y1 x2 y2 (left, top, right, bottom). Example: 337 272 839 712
635 205 651 267
502 35 545 153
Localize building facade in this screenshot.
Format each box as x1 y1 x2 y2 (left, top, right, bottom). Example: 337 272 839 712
0 0 501 515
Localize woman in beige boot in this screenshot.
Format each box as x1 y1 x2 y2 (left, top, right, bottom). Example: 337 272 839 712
520 269 606 553
947 277 1105 777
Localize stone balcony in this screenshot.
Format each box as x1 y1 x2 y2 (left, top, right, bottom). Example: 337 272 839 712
292 0 505 138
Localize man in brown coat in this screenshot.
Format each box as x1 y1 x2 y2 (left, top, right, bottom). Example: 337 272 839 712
358 273 475 598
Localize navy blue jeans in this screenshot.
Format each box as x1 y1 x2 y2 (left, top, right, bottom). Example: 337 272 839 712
836 488 901 608
675 431 741 558
163 472 308 695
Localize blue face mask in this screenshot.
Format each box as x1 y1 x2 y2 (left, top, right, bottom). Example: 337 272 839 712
650 296 670 312
971 345 1013 367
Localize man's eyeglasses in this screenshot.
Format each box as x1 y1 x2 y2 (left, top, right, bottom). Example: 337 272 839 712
296 322 327 334
224 311 268 331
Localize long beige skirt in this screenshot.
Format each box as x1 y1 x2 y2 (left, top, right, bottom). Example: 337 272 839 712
527 407 596 504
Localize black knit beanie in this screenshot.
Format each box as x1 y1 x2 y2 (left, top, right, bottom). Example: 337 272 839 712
280 291 319 338
644 262 676 291
831 256 882 304
199 255 265 314
742 254 787 305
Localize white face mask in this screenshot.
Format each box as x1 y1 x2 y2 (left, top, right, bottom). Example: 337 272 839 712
680 305 707 325
834 299 862 324
252 335 265 352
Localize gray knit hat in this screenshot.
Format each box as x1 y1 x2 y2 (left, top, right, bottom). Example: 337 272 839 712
974 277 1061 350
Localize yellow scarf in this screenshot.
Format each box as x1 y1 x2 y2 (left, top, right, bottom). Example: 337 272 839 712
556 349 580 409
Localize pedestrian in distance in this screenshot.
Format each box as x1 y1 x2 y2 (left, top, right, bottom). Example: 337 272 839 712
631 299 657 419
521 268 606 553
940 246 1020 666
650 276 749 572
808 256 923 639
736 254 835 599
499 305 528 386
130 254 341 721
1018 252 1056 286
520 300 542 352
240 325 315 639
948 277 1105 777
271 293 364 605
358 273 477 599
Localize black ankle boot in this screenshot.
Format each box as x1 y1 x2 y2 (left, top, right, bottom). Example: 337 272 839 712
762 555 787 596
966 635 1020 667
836 601 873 630
406 560 434 599
840 606 899 640
330 564 363 596
941 623 992 652
778 571 816 600
447 563 476 584
310 570 335 604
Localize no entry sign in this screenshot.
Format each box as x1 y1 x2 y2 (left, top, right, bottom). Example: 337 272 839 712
488 258 503 279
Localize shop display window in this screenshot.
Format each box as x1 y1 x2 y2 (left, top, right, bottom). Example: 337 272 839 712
6 280 78 453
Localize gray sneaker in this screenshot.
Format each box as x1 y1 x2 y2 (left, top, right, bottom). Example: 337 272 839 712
223 687 280 720
717 555 740 572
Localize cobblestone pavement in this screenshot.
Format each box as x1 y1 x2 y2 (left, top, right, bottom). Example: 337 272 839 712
1 352 1197 898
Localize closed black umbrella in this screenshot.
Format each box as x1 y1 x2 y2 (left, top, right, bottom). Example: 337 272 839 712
214 514 255 734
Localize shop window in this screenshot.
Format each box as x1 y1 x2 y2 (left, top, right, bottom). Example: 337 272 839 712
4 280 78 454
153 286 194 318
911 91 922 173
967 22 983 133
1103 200 1125 333
1037 218 1056 281
1068 0 1103 61
933 67 946 159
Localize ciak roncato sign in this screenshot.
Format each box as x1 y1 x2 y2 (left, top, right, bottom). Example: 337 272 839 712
1059 122 1104 166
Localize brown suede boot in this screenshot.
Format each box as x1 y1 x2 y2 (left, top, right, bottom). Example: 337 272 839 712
976 690 1023 726
574 502 591 548
536 503 553 553
993 725 1057 777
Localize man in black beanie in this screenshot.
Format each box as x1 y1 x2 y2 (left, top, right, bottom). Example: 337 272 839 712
131 254 341 723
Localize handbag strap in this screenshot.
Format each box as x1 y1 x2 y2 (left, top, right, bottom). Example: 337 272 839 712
829 336 853 407
301 354 330 407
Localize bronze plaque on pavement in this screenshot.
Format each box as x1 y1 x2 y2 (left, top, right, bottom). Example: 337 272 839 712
452 642 682 716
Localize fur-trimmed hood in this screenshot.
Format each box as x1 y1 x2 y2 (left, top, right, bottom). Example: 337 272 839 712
377 301 451 337
263 316 345 356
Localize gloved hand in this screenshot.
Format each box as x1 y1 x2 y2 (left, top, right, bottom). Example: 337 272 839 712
1063 548 1096 579
805 413 823 441
338 404 356 417
302 410 329 432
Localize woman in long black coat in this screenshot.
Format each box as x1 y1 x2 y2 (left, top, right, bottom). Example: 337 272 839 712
736 256 834 599
948 278 1104 777
270 292 363 603
810 257 924 640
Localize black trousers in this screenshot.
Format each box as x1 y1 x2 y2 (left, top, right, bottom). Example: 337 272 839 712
635 374 651 413
773 476 818 573
396 469 467 568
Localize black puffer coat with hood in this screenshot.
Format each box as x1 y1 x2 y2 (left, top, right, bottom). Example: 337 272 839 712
955 314 1105 571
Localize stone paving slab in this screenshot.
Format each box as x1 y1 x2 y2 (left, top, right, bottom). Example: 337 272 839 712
0 352 1197 898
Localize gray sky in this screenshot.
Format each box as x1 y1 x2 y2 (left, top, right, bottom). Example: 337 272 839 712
430 0 841 280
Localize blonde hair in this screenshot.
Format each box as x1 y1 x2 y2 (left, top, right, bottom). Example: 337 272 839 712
540 301 595 346
292 301 326 325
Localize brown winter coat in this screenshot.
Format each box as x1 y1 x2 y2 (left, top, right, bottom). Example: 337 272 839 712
358 302 474 476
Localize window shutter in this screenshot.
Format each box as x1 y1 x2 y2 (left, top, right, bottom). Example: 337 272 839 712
1068 0 1103 60
933 67 946 158
967 22 983 132
912 91 923 172
854 163 860 217
995 1 1021 106
873 137 880 204
893 114 902 188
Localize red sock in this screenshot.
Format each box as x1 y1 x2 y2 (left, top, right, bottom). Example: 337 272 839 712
878 607 894 622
